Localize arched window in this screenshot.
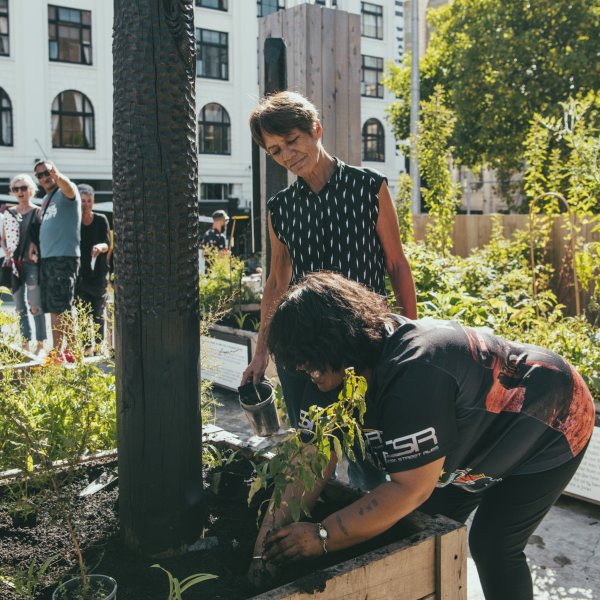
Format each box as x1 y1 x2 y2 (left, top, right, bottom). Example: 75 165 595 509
199 103 230 155
362 118 384 162
0 87 13 146
51 90 95 149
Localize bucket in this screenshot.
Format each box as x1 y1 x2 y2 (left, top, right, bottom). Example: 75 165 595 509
53 574 117 600
238 380 280 437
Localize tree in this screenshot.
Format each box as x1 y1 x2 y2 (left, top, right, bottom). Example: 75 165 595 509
113 0 203 555
384 0 600 171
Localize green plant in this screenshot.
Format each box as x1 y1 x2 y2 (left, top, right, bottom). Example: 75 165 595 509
200 249 260 315
0 555 60 600
203 444 239 471
249 368 367 522
418 86 460 255
394 172 414 243
151 564 217 600
231 310 250 329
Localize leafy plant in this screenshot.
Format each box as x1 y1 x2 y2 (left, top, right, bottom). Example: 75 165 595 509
418 86 460 255
383 0 600 172
151 564 217 600
200 249 260 315
0 555 60 600
249 368 367 522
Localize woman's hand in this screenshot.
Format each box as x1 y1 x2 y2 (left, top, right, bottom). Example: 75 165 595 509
263 522 324 566
28 243 39 264
241 349 270 384
91 243 108 258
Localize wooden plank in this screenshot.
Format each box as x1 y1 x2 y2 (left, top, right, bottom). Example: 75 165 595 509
334 9 349 163
305 5 322 115
346 13 361 166
253 537 437 599
436 526 468 600
282 6 297 91
320 7 336 156
286 4 307 94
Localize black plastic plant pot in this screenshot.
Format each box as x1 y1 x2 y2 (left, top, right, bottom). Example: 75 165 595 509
238 380 280 437
52 574 117 600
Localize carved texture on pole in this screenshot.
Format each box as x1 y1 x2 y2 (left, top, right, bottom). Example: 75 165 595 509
113 0 198 318
113 0 202 555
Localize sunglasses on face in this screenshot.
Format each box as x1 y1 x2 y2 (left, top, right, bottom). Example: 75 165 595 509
11 185 28 193
35 170 51 179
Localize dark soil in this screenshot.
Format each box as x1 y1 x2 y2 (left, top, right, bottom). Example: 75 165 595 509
0 455 261 599
0 455 422 600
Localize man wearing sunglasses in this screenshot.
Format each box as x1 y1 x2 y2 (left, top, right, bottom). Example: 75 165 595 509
33 160 81 354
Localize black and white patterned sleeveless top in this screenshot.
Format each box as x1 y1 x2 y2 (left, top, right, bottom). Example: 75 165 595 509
267 158 387 295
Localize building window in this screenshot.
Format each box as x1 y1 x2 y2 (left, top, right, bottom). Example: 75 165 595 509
0 0 9 56
257 0 285 18
362 55 384 98
362 119 384 162
361 2 383 40
0 88 12 146
48 5 92 65
195 0 228 10
51 90 95 149
201 183 233 201
199 103 230 155
196 28 228 80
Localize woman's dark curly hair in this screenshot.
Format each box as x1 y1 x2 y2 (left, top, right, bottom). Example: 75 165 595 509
267 272 390 374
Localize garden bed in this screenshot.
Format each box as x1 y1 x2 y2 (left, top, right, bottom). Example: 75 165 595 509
0 430 466 599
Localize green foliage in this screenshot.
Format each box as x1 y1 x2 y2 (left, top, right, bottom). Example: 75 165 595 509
524 94 600 212
418 87 460 255
0 362 116 472
523 96 600 319
200 249 260 315
395 173 414 244
384 0 600 172
151 564 218 600
405 229 600 402
0 555 59 600
249 369 367 522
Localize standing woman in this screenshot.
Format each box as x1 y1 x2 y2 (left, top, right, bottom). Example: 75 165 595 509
242 92 417 437
2 175 46 353
75 184 110 355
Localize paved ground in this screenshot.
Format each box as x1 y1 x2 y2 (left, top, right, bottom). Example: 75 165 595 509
213 387 600 600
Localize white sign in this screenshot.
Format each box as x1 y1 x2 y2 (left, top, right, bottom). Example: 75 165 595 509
565 425 600 505
201 334 250 391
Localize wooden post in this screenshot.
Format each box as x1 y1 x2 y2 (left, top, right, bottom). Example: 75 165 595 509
257 4 361 276
112 0 203 555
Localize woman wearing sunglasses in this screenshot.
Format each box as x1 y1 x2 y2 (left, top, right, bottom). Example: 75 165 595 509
1 174 46 353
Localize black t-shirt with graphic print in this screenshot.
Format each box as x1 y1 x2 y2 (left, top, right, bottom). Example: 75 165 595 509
299 317 594 493
267 158 387 295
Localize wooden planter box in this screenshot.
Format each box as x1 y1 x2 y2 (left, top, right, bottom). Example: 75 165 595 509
205 425 467 600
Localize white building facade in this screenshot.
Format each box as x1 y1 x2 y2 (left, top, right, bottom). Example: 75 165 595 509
0 0 406 209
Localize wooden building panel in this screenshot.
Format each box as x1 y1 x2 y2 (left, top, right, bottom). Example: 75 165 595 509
346 13 361 166
333 10 349 163
320 7 337 155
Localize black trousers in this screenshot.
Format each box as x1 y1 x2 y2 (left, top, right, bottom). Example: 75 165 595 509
75 279 108 346
419 447 588 600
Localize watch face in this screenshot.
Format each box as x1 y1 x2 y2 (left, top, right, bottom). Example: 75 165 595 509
318 525 328 539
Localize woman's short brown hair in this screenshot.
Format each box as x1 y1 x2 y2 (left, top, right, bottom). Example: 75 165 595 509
249 91 319 149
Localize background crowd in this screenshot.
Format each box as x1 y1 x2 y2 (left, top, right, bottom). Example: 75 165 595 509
0 160 111 359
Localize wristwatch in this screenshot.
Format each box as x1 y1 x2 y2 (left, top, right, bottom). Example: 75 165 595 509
316 522 328 554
